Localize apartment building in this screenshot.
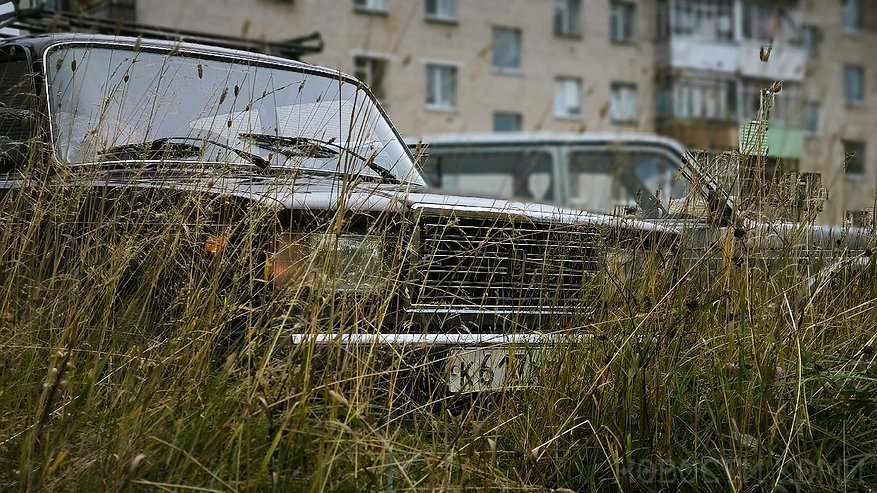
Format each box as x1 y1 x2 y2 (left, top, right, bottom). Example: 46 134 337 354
131 1 658 135
54 0 877 224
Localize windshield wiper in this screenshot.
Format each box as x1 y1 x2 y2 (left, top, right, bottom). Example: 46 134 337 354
237 133 400 184
98 137 271 171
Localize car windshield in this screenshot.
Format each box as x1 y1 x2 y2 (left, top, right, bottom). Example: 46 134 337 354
45 44 424 184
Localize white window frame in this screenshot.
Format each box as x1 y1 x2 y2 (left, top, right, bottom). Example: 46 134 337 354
610 82 638 123
554 77 582 119
425 62 458 110
491 26 522 73
353 0 388 14
671 0 734 42
554 0 581 37
610 1 636 43
672 78 735 122
425 0 457 22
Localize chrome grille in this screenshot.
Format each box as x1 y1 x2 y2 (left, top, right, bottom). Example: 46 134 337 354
412 213 601 310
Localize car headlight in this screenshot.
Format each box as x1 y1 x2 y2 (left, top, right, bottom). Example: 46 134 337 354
266 232 387 294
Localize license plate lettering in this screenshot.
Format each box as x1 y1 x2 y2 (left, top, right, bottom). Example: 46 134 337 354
447 347 535 393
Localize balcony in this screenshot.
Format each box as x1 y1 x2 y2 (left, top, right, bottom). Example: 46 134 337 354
660 37 806 82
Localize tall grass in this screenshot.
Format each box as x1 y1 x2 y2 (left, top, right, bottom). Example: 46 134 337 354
1 143 877 493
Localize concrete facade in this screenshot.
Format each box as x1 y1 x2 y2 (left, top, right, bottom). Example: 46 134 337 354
800 0 877 224
134 0 658 137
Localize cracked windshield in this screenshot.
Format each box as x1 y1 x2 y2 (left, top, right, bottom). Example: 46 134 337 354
45 45 420 183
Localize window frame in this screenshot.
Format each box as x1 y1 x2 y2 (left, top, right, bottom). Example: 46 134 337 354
553 76 583 119
670 0 734 42
843 64 866 106
491 26 522 74
610 1 637 44
353 0 388 14
610 82 638 123
425 0 457 23
802 24 821 60
669 77 737 122
843 0 862 34
553 0 582 37
492 111 523 132
425 62 458 110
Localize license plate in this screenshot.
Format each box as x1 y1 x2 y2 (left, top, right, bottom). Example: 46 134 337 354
446 347 536 393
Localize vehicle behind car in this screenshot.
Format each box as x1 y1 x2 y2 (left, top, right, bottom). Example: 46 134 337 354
413 132 874 294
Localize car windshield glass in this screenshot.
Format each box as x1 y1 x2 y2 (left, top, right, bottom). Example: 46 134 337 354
45 45 424 185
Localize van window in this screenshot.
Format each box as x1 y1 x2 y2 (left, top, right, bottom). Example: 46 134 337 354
0 47 36 169
568 150 686 217
424 150 554 202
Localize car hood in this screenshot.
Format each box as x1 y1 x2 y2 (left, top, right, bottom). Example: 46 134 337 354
65 169 679 242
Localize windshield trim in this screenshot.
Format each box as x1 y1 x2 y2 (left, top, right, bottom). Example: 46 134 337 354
41 40 426 186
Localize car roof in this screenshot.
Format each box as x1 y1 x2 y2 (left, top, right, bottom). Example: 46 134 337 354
409 131 688 157
0 32 353 81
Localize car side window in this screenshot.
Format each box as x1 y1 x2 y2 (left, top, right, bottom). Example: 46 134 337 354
0 46 37 170
423 149 554 202
567 149 687 218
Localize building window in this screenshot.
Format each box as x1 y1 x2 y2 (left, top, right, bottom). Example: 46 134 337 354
802 25 821 59
353 56 388 101
671 0 733 41
610 83 637 123
843 0 862 33
425 63 457 109
492 27 521 72
656 86 672 119
844 140 866 176
554 0 581 36
672 78 736 121
844 64 865 105
353 0 387 13
425 0 456 22
554 77 582 118
610 2 636 43
657 0 670 40
804 101 820 135
492 112 523 132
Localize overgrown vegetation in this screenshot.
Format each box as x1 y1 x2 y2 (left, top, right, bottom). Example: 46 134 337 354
1 142 876 493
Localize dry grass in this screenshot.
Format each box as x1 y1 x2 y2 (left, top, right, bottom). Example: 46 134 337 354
0 146 875 493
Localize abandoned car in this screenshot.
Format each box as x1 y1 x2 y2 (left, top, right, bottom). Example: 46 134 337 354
0 33 680 393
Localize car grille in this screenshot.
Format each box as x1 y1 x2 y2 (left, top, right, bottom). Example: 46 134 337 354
411 212 601 311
